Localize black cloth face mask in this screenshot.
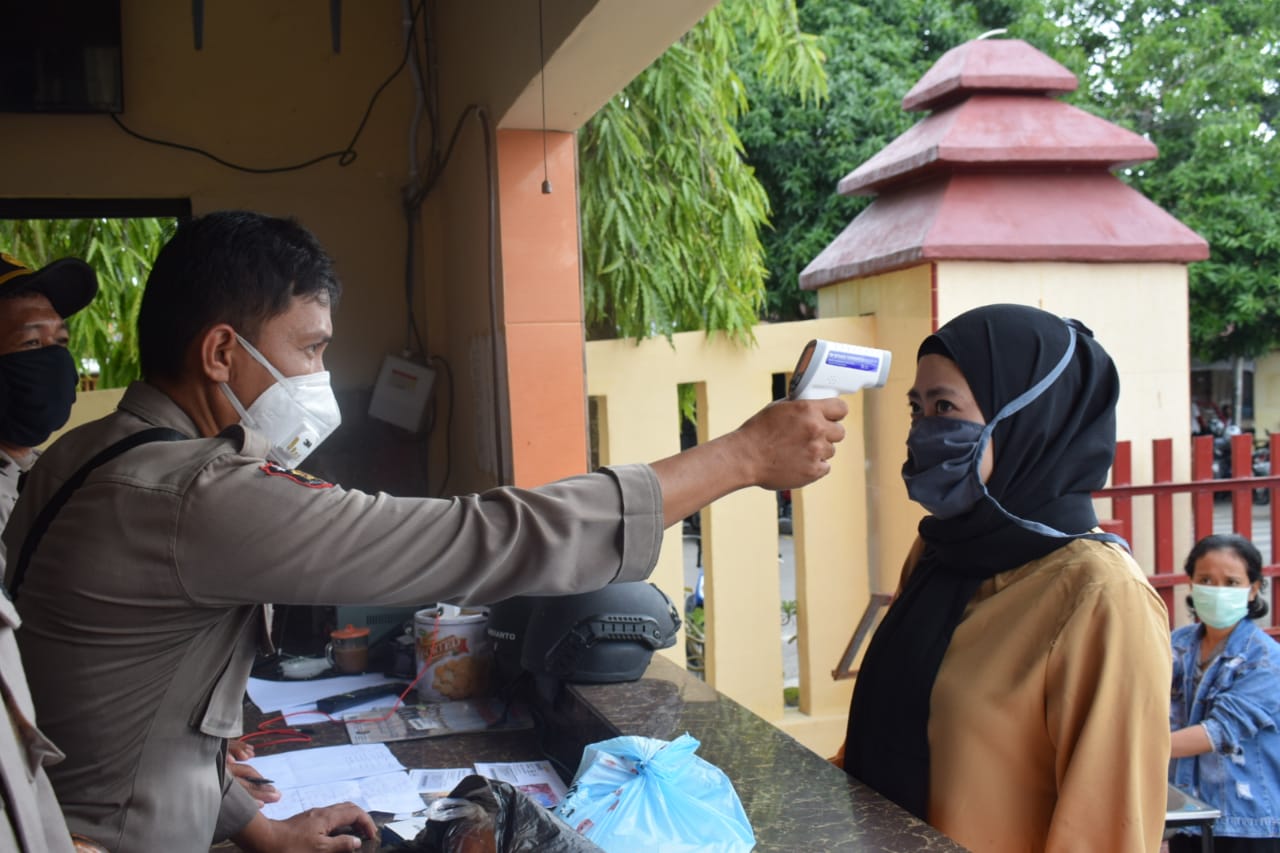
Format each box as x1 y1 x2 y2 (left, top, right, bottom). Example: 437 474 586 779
0 346 79 448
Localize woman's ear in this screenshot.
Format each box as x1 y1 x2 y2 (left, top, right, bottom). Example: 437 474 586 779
199 324 238 384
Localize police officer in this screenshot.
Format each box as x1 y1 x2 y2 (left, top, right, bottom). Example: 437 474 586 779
0 252 98 852
0 253 97 568
6 211 848 852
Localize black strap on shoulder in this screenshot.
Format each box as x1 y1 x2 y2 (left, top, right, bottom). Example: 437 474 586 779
8 427 187 601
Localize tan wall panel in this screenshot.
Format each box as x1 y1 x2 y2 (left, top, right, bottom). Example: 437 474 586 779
586 318 871 722
1254 353 1280 439
817 266 933 594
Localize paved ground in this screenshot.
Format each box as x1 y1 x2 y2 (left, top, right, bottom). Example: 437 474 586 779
682 530 800 687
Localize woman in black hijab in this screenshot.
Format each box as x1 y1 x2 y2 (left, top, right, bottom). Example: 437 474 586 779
842 304 1172 853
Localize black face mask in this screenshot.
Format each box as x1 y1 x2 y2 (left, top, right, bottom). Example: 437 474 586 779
0 346 79 448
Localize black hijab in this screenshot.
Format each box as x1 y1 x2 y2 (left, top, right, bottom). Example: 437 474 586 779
843 303 1120 819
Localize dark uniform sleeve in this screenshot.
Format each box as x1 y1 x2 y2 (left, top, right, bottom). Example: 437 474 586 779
172 454 664 607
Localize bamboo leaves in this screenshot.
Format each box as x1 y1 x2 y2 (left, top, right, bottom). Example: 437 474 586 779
0 217 174 388
579 0 826 346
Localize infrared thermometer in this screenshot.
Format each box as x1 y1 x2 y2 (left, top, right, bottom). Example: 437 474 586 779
787 339 892 400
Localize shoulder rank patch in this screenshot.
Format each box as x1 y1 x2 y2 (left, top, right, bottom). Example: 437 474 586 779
259 462 334 489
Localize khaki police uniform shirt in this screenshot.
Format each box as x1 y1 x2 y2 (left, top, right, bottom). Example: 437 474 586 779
3 382 664 852
922 538 1172 853
0 448 75 853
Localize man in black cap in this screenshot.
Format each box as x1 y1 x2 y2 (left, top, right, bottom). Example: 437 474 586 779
0 251 97 853
0 252 98 565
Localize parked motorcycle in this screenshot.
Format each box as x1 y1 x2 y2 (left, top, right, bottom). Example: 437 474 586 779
1253 440 1272 505
1209 423 1272 505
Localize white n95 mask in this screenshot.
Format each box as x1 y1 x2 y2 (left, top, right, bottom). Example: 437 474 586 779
219 332 341 469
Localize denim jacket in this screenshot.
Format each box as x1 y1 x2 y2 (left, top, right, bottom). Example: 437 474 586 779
1169 618 1280 838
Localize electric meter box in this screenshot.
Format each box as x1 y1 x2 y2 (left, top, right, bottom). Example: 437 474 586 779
368 354 436 433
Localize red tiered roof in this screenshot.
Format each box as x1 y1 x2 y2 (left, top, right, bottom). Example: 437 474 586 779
800 38 1209 290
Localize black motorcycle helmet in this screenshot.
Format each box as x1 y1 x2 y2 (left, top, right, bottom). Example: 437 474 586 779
489 582 680 684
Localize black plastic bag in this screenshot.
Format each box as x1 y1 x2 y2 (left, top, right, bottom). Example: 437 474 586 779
407 774 602 853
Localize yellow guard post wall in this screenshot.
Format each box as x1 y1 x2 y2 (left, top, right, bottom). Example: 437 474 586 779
586 317 878 754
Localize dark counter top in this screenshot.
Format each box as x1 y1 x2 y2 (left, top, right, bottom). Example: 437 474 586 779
233 656 967 852
539 655 967 852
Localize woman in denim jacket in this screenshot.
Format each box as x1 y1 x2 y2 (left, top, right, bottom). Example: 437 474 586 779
1169 533 1280 852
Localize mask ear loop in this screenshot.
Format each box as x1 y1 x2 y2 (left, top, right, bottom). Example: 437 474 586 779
218 382 255 423
234 332 334 419
971 325 1131 551
234 333 295 392
216 332 285 430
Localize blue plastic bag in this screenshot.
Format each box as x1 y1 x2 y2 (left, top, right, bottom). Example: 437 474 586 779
555 733 755 853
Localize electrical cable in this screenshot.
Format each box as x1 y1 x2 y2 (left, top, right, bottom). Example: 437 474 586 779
403 0 429 356
429 353 454 495
476 105 509 485
404 103 480 210
109 1 426 174
538 0 551 193
402 205 428 358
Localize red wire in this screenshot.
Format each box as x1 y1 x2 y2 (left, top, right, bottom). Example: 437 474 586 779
241 613 442 748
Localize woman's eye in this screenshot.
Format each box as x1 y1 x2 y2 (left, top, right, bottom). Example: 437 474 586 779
936 400 955 414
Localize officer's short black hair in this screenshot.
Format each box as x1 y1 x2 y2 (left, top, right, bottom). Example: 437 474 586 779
1183 532 1270 620
138 211 342 381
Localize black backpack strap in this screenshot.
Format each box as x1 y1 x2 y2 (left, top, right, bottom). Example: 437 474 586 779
8 427 187 600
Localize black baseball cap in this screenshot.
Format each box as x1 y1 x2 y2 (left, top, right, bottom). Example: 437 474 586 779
0 253 98 318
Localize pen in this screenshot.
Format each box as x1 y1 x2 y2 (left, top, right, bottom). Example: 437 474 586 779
244 776 275 786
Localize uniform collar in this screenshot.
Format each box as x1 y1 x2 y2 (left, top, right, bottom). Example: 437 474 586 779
118 382 203 438
0 446 37 476
118 381 272 460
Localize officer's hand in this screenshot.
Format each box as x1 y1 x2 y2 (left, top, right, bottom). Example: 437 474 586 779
650 397 848 528
228 756 282 805
228 737 255 762
731 397 848 491
264 799 373 845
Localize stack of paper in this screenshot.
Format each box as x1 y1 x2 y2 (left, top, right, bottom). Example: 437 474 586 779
342 698 532 745
243 743 427 819
243 746 570 826
473 761 569 809
246 674 411 719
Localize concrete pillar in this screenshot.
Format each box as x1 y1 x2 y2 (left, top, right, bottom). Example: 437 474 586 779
495 129 589 486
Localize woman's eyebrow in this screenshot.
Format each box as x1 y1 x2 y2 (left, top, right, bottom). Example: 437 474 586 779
908 385 965 401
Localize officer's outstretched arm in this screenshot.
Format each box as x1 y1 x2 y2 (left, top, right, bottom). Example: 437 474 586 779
650 397 848 529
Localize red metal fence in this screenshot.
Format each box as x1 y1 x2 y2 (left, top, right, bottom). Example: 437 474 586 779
1093 433 1280 639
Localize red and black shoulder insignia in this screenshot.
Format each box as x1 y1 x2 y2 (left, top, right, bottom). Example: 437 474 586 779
259 462 334 489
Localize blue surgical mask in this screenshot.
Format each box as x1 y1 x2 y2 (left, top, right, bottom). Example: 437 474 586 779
1191 584 1251 630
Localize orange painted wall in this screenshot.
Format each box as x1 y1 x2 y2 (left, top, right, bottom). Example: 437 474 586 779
496 130 588 486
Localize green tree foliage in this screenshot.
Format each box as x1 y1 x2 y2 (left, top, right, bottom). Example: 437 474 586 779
739 0 1041 320
0 218 175 388
740 0 1279 367
579 0 827 343
1033 0 1280 363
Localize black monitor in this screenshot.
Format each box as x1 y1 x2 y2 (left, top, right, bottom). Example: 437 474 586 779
0 0 123 113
